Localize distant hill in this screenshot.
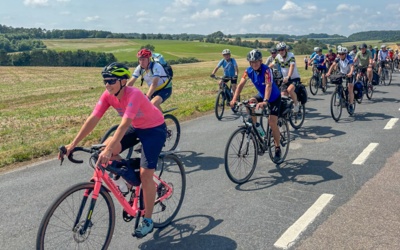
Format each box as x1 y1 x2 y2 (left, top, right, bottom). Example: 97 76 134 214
348 30 400 42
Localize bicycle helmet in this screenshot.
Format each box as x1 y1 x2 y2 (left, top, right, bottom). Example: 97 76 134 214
352 45 357 50
359 43 367 49
337 46 348 54
222 49 231 55
328 49 333 53
101 62 131 79
316 47 322 52
270 48 277 53
314 47 319 52
137 48 152 58
276 42 287 50
247 49 262 61
374 46 378 49
381 44 386 49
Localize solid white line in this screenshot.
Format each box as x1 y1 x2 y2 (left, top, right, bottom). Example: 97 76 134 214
384 118 399 130
352 143 379 165
274 193 334 249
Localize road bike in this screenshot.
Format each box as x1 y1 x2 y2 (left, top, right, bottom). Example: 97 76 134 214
101 108 181 158
224 100 290 184
329 75 356 122
380 60 392 86
36 144 186 249
354 67 373 103
211 75 240 120
309 64 328 95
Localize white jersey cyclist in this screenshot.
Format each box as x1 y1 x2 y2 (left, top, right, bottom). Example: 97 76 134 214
132 63 171 91
273 52 301 79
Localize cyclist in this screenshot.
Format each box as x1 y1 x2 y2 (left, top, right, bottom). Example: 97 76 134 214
210 48 239 96
354 43 373 84
127 48 172 111
60 62 167 238
368 45 376 62
309 47 328 91
377 44 389 80
265 48 278 66
326 46 355 113
266 48 283 84
325 48 337 69
395 49 399 70
230 49 282 161
373 46 379 62
270 42 301 112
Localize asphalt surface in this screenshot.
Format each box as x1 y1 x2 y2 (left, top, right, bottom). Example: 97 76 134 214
0 72 399 249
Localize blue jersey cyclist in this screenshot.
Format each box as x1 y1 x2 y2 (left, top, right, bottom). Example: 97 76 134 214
309 47 328 89
127 48 172 111
211 48 239 94
230 49 283 162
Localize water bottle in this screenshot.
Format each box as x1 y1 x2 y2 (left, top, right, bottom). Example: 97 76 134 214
113 176 129 195
255 122 265 137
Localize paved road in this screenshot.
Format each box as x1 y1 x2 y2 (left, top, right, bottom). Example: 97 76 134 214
1 73 399 249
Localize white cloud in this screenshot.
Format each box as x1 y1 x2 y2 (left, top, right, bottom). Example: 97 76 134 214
56 0 70 2
173 0 198 7
191 9 224 20
160 17 176 23
84 16 100 22
242 14 261 22
183 23 196 28
137 10 148 17
337 4 360 11
214 0 264 5
282 1 301 12
272 1 316 21
23 0 48 7
348 23 361 30
137 17 151 23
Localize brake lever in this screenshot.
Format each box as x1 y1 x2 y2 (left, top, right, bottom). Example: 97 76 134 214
59 146 67 166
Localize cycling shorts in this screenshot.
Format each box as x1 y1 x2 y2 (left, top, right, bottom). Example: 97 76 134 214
151 87 172 103
253 94 281 117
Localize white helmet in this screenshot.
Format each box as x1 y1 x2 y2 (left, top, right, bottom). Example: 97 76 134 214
276 42 287 50
337 46 348 54
222 49 231 55
381 44 386 48
314 47 320 52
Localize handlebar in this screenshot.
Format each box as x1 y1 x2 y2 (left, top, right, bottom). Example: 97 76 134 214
210 75 237 81
59 144 104 166
236 100 268 117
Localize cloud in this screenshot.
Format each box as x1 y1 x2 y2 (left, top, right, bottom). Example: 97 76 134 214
160 17 176 23
173 0 198 7
56 0 70 2
23 0 48 7
282 1 301 12
214 0 264 5
137 10 149 17
242 14 261 22
84 16 100 22
336 4 360 11
183 23 196 28
191 9 224 20
137 17 151 23
272 1 317 21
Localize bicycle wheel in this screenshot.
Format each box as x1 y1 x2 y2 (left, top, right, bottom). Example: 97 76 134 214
267 117 290 164
153 154 186 228
346 98 356 115
37 182 115 250
330 91 342 122
321 78 328 93
387 68 392 85
289 103 305 130
309 76 319 95
215 91 226 120
100 124 134 159
224 127 258 184
365 82 373 100
163 114 181 152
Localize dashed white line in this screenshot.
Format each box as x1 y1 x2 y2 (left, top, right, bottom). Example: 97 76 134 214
352 143 379 165
384 118 399 130
274 193 334 249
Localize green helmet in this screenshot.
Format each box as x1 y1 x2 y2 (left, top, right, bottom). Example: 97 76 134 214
102 62 131 79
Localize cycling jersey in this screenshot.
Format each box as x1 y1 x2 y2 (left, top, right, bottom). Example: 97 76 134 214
326 53 337 63
273 52 301 79
355 50 372 67
265 56 275 66
388 51 394 60
378 50 388 61
92 87 164 129
369 49 376 59
216 58 238 77
242 64 280 102
310 53 326 69
132 63 172 90
334 55 354 75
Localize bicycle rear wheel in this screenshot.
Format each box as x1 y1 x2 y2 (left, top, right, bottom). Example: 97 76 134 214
37 182 115 250
224 127 258 184
163 114 181 152
330 91 342 122
101 124 134 159
153 154 186 228
289 103 305 130
215 91 226 120
309 76 319 95
267 117 290 164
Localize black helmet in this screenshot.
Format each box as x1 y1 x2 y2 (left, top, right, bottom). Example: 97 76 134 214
359 43 367 49
247 49 262 61
270 48 277 53
101 62 131 79
352 45 357 50
328 49 333 53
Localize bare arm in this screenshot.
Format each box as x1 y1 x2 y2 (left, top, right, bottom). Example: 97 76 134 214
146 77 160 99
127 77 137 87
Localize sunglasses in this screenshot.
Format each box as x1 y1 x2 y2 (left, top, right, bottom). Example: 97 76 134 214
339 53 346 55
103 78 120 85
278 49 285 51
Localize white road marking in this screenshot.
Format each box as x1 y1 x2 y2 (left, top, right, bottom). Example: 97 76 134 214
274 193 335 249
352 143 379 165
384 118 399 130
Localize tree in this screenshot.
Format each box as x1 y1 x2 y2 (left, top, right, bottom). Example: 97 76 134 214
0 49 11 65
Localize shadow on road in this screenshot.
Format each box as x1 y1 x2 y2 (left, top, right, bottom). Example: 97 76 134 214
175 151 224 174
353 112 394 122
139 214 236 250
236 158 341 191
303 107 332 121
291 125 346 141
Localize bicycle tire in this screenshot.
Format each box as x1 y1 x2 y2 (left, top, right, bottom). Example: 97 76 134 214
346 98 356 116
387 69 392 85
37 182 115 250
224 127 258 184
163 114 181 152
215 91 226 120
289 103 305 130
321 78 328 93
365 82 373 100
330 91 342 122
101 124 133 159
152 154 186 228
267 117 290 164
309 76 319 95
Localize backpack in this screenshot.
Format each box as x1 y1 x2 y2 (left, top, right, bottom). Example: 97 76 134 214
295 83 308 105
372 71 379 85
353 81 363 99
329 74 343 85
140 52 173 87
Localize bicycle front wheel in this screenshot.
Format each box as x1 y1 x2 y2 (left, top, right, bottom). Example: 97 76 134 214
224 127 258 184
36 182 115 250
267 117 290 164
153 154 186 228
309 76 319 95
366 82 374 100
163 114 181 152
289 103 305 130
101 124 133 159
215 91 226 120
386 68 392 85
330 91 342 122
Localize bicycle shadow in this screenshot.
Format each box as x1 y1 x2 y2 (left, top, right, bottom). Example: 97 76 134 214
174 151 224 174
303 107 333 121
369 97 400 103
291 125 346 142
218 112 241 122
353 112 394 122
235 158 341 191
139 215 236 250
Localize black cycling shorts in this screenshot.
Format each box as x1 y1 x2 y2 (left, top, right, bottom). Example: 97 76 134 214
253 94 281 117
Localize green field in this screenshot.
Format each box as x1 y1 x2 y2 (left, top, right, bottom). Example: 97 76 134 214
1 39 313 169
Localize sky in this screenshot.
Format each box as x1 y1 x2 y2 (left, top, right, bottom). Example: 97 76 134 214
1 0 400 37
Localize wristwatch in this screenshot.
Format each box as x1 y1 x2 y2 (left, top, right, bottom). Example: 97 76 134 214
263 99 269 103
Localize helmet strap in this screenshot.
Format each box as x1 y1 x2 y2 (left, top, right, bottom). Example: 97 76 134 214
114 79 125 97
